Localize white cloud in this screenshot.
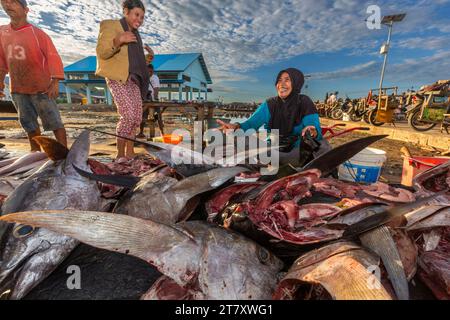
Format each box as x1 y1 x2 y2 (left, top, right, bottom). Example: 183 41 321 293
311 61 379 80
0 0 449 99
310 50 450 84
395 36 449 51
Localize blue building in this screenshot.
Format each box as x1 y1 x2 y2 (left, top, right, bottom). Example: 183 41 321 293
62 53 213 105
3 75 11 100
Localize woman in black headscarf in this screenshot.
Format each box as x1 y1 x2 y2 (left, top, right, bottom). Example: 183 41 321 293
218 68 326 166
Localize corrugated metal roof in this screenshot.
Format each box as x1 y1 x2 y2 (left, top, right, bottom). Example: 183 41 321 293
64 56 96 73
64 53 212 84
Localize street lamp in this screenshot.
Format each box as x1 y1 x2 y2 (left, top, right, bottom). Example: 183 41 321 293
378 13 406 95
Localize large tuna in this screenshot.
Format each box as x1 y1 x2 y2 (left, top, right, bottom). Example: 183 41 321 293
75 165 248 224
0 210 284 300
0 131 105 299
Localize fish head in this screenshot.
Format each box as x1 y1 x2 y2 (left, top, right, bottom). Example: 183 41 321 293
0 223 77 300
190 223 283 299
0 131 97 299
1 211 283 300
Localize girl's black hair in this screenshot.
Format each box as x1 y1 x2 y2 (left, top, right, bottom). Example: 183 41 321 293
122 0 145 12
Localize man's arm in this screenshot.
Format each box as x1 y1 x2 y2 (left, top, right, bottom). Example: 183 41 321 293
40 32 65 80
39 30 64 99
0 36 7 96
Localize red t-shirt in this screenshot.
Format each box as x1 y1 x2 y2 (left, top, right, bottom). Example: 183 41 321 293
0 23 64 94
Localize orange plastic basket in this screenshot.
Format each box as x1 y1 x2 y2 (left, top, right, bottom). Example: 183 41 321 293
163 134 183 145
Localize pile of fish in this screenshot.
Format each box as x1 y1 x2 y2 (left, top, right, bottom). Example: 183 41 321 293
0 130 448 300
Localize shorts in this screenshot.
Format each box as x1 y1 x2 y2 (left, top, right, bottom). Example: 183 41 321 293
11 93 64 133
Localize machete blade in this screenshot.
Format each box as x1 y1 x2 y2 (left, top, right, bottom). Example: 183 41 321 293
73 164 141 189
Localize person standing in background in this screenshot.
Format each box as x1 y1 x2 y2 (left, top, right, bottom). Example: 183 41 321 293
0 0 67 151
95 0 149 159
137 63 163 138
327 92 337 105
147 64 160 102
144 44 154 65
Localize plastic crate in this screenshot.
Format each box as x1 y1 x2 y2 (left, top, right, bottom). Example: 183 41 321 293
401 156 450 186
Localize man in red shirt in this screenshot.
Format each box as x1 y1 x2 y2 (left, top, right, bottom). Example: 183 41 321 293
0 0 67 151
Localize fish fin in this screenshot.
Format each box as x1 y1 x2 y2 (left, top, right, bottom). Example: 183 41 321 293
168 167 247 213
360 226 409 300
301 135 388 176
172 164 219 177
73 165 140 188
65 130 91 175
32 136 69 161
0 210 190 267
274 241 393 300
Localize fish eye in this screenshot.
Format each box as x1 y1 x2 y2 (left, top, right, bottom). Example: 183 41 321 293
13 225 35 238
257 247 271 264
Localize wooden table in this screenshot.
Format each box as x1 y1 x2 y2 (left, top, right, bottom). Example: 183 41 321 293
142 101 216 139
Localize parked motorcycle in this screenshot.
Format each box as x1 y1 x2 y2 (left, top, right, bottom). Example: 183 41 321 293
407 81 450 132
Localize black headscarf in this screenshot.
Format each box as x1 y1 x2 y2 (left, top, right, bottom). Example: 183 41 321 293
267 68 318 136
120 18 149 100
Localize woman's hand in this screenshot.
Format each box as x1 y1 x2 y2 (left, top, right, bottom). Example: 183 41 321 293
114 31 137 48
216 119 240 132
302 126 318 138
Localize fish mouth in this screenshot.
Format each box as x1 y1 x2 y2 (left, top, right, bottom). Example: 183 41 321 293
0 247 42 300
0 227 54 300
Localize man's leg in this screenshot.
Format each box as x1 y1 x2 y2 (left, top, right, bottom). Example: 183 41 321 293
53 128 68 147
33 94 67 147
157 113 164 135
28 129 43 152
138 107 150 137
11 94 42 152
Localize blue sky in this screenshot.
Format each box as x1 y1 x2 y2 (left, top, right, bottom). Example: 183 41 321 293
1 0 449 103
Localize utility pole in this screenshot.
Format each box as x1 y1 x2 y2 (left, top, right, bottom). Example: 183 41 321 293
378 21 394 93
377 13 406 109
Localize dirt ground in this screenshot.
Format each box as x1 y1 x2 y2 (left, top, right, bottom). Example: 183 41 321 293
0 104 442 183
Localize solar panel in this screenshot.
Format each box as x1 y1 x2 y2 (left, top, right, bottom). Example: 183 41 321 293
381 14 406 24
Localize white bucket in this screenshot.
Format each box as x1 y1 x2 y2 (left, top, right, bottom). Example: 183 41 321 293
338 147 387 184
